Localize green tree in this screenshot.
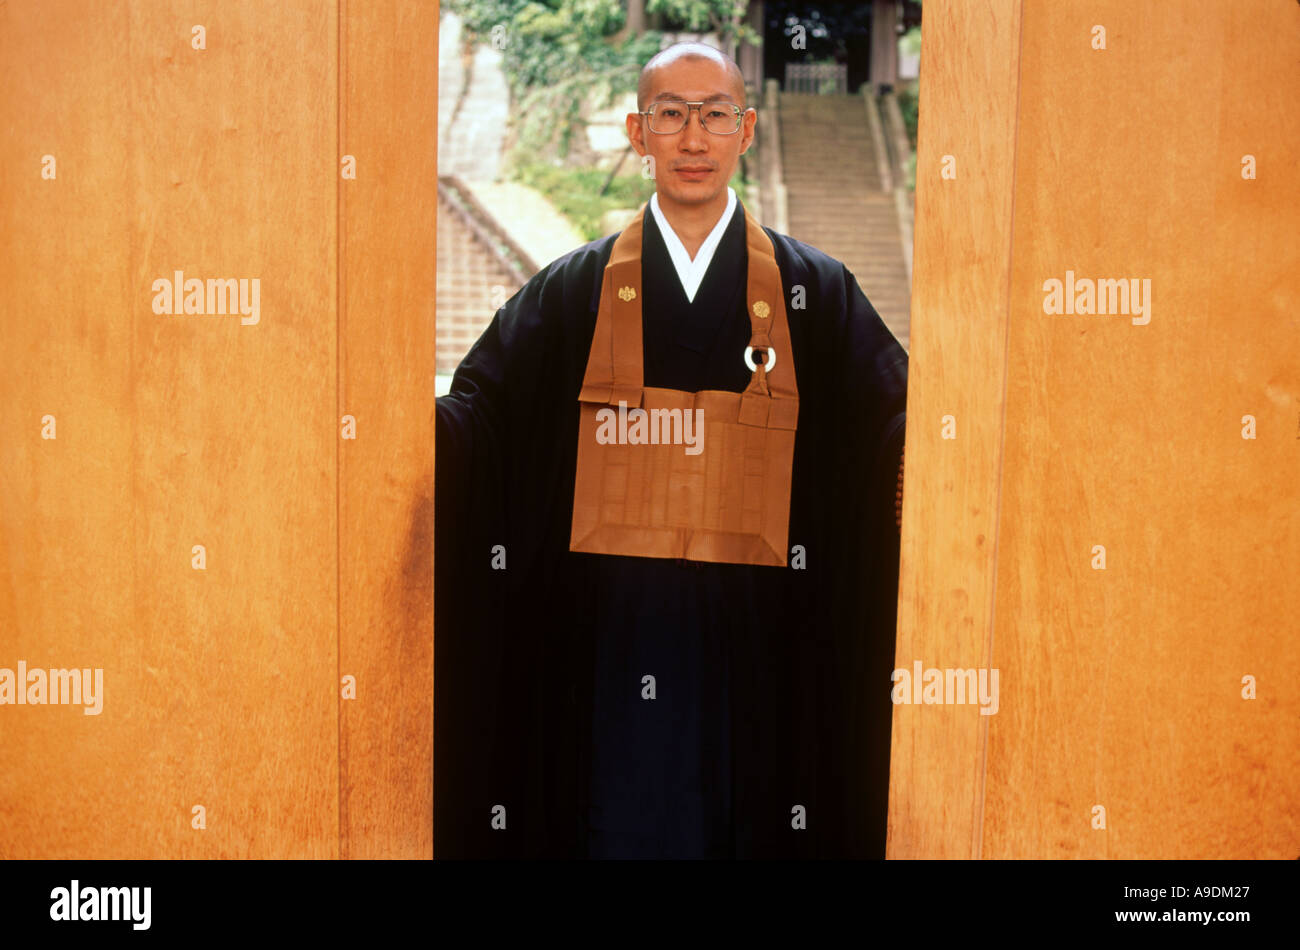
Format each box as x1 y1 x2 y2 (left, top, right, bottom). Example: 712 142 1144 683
449 0 659 156
447 0 760 159
645 0 759 52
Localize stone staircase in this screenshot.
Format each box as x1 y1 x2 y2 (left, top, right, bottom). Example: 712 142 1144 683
778 92 911 349
435 189 523 374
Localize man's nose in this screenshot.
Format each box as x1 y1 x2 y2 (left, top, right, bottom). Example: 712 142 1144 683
680 109 708 149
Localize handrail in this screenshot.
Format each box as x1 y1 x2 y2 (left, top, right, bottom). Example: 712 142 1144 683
761 79 789 234
861 84 894 192
880 91 913 194
436 175 539 285
880 92 915 284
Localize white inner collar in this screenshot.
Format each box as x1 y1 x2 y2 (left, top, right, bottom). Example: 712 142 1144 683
648 187 737 304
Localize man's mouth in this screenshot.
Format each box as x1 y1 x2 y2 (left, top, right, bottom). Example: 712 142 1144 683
675 166 713 180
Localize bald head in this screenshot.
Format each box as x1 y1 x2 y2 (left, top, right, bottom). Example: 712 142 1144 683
636 42 746 112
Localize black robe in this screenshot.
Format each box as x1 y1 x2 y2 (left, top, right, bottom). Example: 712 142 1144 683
434 200 907 859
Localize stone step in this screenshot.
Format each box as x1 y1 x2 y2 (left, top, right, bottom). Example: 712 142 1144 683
784 188 893 197
778 88 911 347
787 230 902 240
436 190 525 370
791 233 903 243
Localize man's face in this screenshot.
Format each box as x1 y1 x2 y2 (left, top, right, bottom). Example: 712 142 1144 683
627 57 757 210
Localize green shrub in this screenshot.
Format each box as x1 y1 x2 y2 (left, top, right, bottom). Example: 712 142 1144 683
515 162 750 241
896 81 919 152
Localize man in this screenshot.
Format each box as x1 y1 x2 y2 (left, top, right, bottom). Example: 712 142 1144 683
435 41 907 859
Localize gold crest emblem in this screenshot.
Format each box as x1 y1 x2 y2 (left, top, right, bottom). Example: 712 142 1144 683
618 286 637 302
753 301 770 320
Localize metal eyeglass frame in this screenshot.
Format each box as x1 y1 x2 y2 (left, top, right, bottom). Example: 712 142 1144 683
638 100 749 135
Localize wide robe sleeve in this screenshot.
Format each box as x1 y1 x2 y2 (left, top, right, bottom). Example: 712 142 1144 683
792 255 908 859
434 241 614 859
433 251 593 859
740 232 907 859
434 303 514 859
829 262 908 858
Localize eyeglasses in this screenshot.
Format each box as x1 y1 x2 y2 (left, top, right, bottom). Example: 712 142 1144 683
640 99 746 135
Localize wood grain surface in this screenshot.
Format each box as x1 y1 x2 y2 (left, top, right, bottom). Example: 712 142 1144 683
0 0 437 859
890 0 1299 858
887 0 1023 860
338 0 437 860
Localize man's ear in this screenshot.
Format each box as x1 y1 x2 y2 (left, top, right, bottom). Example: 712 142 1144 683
626 113 646 155
738 108 758 155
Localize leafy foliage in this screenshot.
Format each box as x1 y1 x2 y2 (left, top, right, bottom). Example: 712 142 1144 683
515 163 656 241
646 0 758 47
448 0 758 159
449 0 659 157
895 81 918 151
516 161 749 241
